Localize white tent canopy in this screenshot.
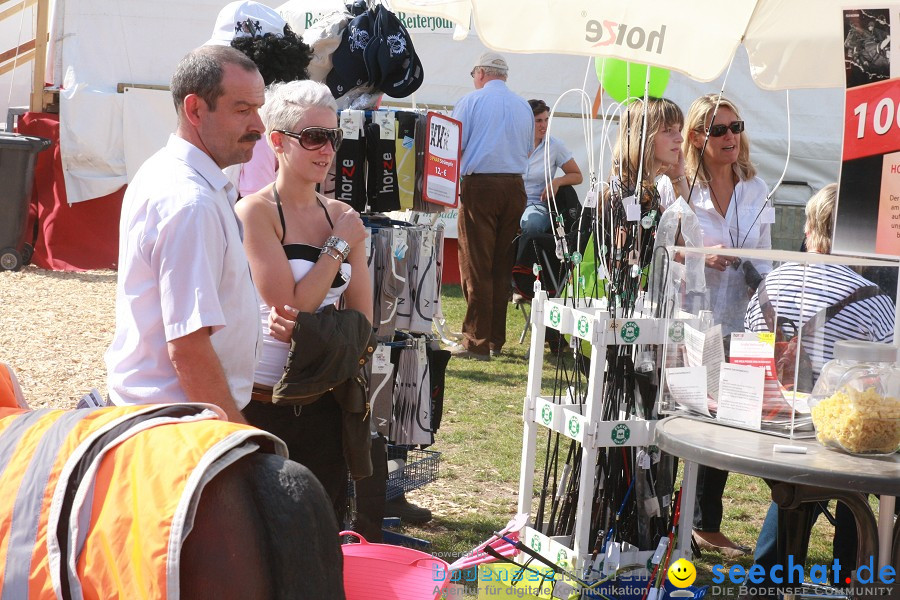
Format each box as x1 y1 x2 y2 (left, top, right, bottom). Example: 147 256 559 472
388 0 847 90
38 0 843 210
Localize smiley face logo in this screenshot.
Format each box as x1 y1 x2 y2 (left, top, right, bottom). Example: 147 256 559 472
667 558 696 588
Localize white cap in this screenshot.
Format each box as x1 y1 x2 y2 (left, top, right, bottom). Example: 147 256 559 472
473 51 508 72
205 1 286 46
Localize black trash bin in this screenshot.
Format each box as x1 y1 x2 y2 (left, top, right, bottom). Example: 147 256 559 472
0 132 52 272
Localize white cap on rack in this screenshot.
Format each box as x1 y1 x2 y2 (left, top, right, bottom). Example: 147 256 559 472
205 1 286 46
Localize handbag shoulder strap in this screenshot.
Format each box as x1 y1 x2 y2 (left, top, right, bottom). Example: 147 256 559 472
755 281 777 332
800 285 881 337
756 281 881 338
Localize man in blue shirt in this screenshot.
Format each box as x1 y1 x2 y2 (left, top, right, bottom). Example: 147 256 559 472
450 52 533 360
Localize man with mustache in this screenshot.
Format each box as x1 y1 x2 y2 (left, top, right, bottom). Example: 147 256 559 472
105 45 266 423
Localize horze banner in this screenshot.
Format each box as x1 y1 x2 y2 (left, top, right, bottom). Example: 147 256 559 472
834 6 900 257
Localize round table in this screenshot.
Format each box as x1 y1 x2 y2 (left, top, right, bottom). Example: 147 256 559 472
655 415 900 599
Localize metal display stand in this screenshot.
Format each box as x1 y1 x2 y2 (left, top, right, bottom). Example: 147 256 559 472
516 287 698 579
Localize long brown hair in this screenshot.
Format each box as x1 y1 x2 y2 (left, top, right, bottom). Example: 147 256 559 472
609 97 683 204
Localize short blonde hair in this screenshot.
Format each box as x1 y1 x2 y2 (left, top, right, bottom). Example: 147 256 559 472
263 80 337 148
683 94 756 184
805 183 837 254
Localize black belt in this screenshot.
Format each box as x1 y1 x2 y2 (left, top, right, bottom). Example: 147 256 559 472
466 173 522 178
251 384 274 404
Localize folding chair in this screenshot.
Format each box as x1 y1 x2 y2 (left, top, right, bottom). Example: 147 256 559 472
509 185 593 347
510 232 564 343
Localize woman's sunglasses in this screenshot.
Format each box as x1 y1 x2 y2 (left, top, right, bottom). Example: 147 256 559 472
275 127 344 151
706 121 744 137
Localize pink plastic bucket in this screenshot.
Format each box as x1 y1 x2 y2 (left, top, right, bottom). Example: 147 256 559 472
340 531 450 600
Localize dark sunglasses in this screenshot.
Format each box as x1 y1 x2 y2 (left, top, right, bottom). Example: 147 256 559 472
706 121 744 137
275 127 343 151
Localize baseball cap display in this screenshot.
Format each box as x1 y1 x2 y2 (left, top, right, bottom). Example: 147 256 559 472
326 8 376 98
364 5 424 98
473 51 509 72
206 0 286 46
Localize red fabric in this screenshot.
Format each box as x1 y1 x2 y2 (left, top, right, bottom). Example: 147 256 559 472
17 113 123 271
442 238 460 284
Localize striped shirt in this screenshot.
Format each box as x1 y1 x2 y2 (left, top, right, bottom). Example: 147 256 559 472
744 262 895 377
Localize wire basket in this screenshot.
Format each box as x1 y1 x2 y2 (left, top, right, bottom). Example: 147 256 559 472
386 446 440 501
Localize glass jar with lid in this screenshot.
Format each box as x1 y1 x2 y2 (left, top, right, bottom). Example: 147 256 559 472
808 340 900 455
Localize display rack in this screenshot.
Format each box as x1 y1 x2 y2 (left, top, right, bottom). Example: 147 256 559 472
516 287 699 578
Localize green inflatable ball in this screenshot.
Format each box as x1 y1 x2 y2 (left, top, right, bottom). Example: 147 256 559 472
595 57 670 103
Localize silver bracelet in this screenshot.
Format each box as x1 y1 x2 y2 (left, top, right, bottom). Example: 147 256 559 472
323 236 351 260
671 175 686 184
319 245 343 262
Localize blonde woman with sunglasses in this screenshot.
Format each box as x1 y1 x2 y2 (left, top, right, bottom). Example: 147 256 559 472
681 93 773 558
235 80 372 517
682 94 774 336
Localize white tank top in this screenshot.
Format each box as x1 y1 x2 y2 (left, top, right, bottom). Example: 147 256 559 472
254 240 352 386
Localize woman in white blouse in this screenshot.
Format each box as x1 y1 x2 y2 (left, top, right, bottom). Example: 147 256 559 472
683 94 772 335
681 93 772 557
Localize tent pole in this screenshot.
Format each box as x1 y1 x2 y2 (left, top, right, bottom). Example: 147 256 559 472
30 0 49 112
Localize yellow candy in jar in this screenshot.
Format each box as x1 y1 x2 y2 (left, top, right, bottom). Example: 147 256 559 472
811 386 900 454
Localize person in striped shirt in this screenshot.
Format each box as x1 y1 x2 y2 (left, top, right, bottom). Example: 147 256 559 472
744 183 895 377
746 183 895 593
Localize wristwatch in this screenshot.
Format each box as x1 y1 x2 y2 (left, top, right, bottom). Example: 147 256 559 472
325 236 351 261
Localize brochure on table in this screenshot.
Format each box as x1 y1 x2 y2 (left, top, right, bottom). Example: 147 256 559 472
659 246 900 439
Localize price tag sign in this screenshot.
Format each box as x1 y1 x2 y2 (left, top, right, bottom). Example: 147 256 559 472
422 112 462 208
841 78 900 162
340 110 363 141
374 111 396 140
835 8 900 257
625 203 641 221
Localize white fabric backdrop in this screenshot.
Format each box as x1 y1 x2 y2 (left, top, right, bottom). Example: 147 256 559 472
49 0 843 207
123 87 176 181
0 1 37 128
49 0 282 203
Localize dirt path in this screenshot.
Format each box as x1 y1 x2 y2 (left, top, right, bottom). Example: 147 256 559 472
0 266 117 408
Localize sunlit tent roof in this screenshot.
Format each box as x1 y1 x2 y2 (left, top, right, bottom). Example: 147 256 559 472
389 0 846 90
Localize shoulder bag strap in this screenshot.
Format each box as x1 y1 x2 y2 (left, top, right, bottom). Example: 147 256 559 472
755 281 777 332
800 285 882 338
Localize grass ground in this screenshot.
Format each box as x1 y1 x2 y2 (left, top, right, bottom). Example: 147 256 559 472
401 284 837 599
0 267 875 598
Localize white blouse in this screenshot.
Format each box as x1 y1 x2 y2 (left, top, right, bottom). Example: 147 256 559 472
661 169 773 335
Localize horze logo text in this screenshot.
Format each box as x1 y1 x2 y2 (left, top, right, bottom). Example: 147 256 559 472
584 19 666 54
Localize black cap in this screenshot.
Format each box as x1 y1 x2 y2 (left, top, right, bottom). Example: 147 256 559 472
326 9 375 98
363 6 424 98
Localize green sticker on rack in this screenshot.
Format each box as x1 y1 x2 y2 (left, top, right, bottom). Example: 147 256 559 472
549 306 561 327
612 423 631 445
669 321 685 343
530 536 542 553
577 316 590 338
541 404 553 425
557 549 568 567
620 321 640 343
567 416 581 437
